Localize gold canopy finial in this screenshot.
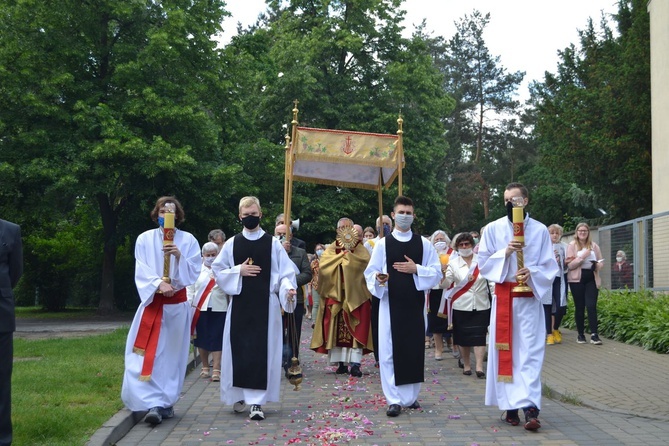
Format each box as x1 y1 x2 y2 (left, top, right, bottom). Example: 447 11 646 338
292 99 299 125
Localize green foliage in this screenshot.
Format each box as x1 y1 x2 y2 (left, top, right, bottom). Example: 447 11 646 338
562 289 669 353
433 10 526 230
12 329 128 446
530 0 650 222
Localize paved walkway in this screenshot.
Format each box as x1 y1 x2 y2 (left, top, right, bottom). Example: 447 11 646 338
86 319 669 446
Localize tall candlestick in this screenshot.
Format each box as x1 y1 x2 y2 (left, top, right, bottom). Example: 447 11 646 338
511 203 532 294
161 204 176 284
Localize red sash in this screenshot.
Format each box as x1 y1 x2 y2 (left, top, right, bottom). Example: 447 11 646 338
133 288 188 381
494 282 534 382
437 264 479 322
190 279 217 337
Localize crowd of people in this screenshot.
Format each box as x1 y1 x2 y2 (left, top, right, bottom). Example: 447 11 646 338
0 180 633 446
111 183 613 440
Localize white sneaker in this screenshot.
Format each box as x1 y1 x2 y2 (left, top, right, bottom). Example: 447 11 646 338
233 400 247 413
249 404 265 420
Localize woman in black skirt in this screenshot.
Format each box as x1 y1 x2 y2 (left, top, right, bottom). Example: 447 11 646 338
441 233 491 378
187 241 229 382
427 230 452 360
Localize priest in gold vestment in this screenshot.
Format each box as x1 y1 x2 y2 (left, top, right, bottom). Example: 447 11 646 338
310 218 373 378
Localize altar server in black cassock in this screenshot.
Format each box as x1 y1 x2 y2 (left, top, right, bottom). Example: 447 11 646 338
212 197 297 421
364 196 441 417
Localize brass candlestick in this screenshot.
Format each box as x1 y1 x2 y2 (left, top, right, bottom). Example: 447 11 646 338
511 199 532 294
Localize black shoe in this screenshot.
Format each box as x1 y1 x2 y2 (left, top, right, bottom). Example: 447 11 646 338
476 371 485 379
249 404 265 420
386 404 401 417
577 334 587 344
349 364 362 377
335 364 349 374
407 400 421 410
144 407 162 425
458 358 464 369
502 409 520 426
523 407 541 431
159 406 174 419
590 333 603 345
463 369 472 376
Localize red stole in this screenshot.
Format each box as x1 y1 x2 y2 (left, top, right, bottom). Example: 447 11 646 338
494 282 534 382
437 263 480 323
190 278 217 337
133 288 188 381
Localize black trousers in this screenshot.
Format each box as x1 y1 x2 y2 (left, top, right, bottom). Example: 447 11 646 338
569 269 599 335
0 332 12 446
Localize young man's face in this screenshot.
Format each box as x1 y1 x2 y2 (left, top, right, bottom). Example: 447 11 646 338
391 204 414 219
239 204 262 228
503 188 528 208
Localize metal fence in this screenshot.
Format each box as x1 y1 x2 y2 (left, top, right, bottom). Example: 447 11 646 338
594 211 669 291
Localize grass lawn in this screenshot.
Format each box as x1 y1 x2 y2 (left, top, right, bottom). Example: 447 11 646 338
12 328 128 446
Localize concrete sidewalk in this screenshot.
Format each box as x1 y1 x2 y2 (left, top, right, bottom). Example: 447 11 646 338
88 320 669 446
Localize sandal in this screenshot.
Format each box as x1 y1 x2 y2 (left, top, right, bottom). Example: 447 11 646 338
212 369 221 382
425 340 431 349
199 367 210 378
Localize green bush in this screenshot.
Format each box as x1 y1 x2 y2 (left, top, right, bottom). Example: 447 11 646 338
562 289 669 353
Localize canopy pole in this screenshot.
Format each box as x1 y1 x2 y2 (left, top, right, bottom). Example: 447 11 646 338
397 114 404 196
284 100 299 241
377 173 385 239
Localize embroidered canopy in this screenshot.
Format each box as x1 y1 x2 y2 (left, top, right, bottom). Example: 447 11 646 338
282 101 405 239
291 126 403 191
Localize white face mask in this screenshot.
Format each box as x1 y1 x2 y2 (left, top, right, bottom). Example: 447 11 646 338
434 241 447 252
459 248 473 257
616 256 623 263
203 256 215 267
394 214 414 230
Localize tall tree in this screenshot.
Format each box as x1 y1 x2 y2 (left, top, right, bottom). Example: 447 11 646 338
223 0 455 239
440 10 525 222
0 0 234 312
529 0 651 222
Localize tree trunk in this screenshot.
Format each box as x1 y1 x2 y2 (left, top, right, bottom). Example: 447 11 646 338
98 243 117 314
97 193 119 314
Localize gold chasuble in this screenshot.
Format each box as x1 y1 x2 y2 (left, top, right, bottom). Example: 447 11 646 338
310 241 373 354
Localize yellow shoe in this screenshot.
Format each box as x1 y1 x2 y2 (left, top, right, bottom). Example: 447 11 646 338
553 329 562 344
546 334 555 345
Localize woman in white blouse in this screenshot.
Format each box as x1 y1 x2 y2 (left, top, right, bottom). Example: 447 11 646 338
187 242 229 382
441 233 492 378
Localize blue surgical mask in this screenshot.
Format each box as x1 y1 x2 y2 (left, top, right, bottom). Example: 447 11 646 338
394 214 414 231
158 216 165 227
316 249 324 257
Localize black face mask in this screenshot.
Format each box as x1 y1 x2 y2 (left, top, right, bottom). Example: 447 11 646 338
240 215 260 230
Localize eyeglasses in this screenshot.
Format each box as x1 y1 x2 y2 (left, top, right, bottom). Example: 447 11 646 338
577 229 589 233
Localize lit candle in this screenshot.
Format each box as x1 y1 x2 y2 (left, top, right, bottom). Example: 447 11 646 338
512 206 524 244
163 212 175 245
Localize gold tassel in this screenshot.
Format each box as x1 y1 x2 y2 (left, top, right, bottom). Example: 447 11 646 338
437 312 448 319
498 375 513 383
495 342 510 351
139 374 151 382
133 347 146 356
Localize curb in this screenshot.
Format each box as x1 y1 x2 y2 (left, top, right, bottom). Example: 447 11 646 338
85 356 201 446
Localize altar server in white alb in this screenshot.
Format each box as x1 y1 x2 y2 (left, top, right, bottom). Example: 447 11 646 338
364 195 442 418
477 183 559 431
121 196 202 425
212 196 297 421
